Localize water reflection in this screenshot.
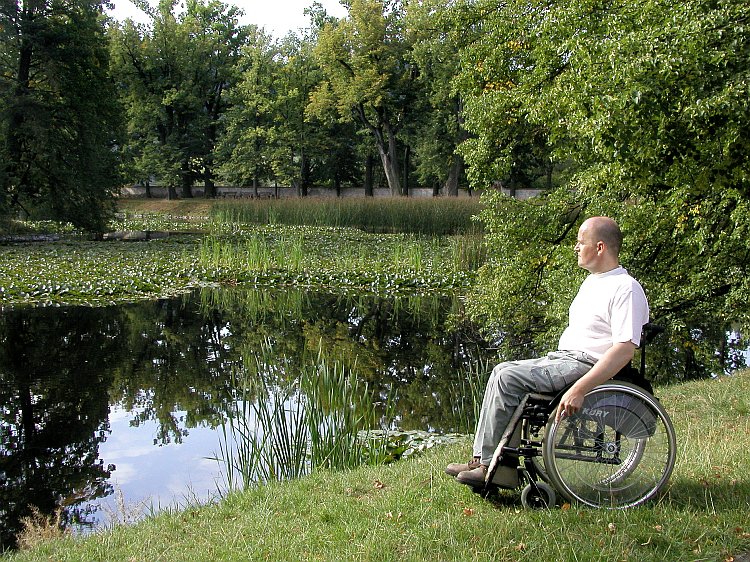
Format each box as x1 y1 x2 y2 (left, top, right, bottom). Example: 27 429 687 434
0 287 491 549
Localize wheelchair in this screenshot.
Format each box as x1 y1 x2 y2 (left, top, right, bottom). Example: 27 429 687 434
478 324 677 509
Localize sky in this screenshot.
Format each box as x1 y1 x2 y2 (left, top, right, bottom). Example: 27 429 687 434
106 0 349 38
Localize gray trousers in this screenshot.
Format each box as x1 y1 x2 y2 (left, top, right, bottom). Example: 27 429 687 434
473 351 595 465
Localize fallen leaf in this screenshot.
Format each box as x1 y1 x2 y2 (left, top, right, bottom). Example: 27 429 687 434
654 525 663 532
608 523 616 533
514 543 527 552
373 480 385 489
462 508 475 517
561 503 571 511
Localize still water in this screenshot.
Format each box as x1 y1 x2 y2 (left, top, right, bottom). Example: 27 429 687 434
0 287 492 549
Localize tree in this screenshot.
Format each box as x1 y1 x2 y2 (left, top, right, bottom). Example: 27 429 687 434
462 0 750 379
406 0 468 196
0 0 122 230
219 16 362 197
309 0 418 196
216 27 278 195
451 0 556 194
110 0 249 199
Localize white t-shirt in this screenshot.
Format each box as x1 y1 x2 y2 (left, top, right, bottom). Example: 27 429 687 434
558 266 649 360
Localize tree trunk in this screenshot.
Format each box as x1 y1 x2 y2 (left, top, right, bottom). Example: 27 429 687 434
402 144 410 197
180 176 193 198
203 170 216 199
356 104 401 196
299 152 310 197
377 145 401 197
180 163 193 198
443 156 463 197
167 185 178 200
364 153 374 197
252 173 259 198
334 171 342 197
4 13 34 205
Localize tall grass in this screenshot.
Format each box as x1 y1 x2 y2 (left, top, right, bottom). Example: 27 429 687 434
210 197 484 236
213 338 491 494
214 343 389 492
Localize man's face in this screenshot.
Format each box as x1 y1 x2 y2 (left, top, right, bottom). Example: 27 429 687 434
574 223 601 271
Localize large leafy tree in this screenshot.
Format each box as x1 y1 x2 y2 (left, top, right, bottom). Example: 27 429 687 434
406 0 469 196
309 0 419 196
110 0 249 199
219 18 361 196
216 27 278 194
462 0 750 379
0 0 122 230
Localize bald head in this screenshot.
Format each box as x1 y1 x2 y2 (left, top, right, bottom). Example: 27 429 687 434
582 216 622 257
575 216 623 273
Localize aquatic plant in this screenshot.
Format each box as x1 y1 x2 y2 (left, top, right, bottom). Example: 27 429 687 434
210 197 484 236
214 344 388 491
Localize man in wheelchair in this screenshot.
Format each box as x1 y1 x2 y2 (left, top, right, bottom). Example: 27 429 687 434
447 216 650 489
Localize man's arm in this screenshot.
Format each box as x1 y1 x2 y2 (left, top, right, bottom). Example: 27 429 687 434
555 341 637 421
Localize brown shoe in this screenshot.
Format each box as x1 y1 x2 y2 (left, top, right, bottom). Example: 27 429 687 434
456 464 520 488
445 458 481 477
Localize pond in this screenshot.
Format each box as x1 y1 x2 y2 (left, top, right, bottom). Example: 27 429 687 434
0 287 494 550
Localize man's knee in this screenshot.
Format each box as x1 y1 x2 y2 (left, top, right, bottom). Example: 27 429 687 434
495 363 536 396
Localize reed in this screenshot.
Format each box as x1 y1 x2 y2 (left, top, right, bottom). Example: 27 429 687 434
210 197 484 236
214 343 389 492
195 225 486 294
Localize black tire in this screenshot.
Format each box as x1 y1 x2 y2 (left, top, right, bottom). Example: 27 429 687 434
520 482 556 509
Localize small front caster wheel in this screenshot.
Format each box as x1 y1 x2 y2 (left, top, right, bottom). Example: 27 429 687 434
521 482 556 509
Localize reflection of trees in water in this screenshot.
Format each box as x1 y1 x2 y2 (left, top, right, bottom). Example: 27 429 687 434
0 287 490 548
110 295 246 445
0 307 121 550
200 287 492 431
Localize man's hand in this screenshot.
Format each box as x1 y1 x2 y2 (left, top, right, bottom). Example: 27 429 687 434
554 341 637 423
555 387 585 422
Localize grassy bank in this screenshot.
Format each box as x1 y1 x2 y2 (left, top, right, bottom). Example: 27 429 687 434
8 373 750 561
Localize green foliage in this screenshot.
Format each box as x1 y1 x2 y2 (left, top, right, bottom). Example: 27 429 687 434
109 0 250 197
459 0 750 377
310 0 419 195
405 0 469 194
0 0 122 230
466 191 583 358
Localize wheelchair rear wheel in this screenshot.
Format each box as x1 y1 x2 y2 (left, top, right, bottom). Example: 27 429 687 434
542 382 676 509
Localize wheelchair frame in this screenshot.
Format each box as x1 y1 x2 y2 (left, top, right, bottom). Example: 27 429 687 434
480 323 677 509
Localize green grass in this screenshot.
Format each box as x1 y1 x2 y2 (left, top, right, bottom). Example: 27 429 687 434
8 373 750 561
